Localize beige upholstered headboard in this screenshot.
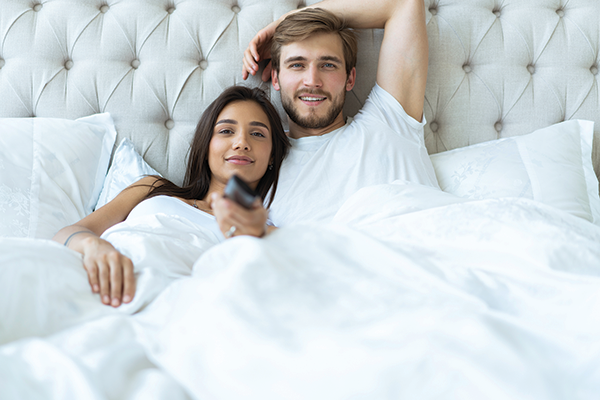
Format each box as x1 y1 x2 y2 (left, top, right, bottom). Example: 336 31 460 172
0 0 598 186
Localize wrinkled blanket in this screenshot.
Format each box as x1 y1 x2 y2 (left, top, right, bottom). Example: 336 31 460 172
1 181 599 399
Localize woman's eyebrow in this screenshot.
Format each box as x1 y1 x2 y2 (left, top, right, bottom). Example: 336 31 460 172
250 121 269 129
216 119 237 125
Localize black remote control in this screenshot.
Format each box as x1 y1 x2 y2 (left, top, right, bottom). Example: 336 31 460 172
223 174 258 209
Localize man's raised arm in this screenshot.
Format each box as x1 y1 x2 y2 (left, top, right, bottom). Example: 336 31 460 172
242 0 428 122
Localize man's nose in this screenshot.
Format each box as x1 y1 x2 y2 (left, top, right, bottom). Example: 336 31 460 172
303 65 322 88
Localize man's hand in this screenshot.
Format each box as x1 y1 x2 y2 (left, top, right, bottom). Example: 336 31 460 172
211 193 269 238
242 19 280 81
243 0 428 121
80 236 136 307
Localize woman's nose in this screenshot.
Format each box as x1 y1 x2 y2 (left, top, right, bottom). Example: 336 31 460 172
232 133 250 150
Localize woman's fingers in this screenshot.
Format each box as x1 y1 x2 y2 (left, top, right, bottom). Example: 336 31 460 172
98 260 111 305
212 194 267 237
83 247 135 307
84 262 100 293
109 254 123 307
122 257 136 304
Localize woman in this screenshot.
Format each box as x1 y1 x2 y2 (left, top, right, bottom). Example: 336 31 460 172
52 86 290 308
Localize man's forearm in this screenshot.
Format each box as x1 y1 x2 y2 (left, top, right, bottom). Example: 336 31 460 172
302 0 428 121
304 0 412 30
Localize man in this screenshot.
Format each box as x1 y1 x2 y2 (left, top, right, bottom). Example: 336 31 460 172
214 0 439 231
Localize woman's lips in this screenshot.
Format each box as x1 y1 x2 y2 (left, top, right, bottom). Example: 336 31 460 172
226 155 253 165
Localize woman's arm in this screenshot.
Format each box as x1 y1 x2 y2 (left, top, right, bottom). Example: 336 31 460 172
52 176 160 307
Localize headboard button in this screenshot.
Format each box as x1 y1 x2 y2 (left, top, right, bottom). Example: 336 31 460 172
33 3 42 12
556 9 565 17
527 64 535 74
131 59 140 69
100 5 109 13
64 60 74 70
199 60 208 70
231 5 241 13
462 64 472 73
430 121 439 132
167 7 175 14
591 65 599 75
0 59 5 69
494 122 503 132
429 7 438 16
165 119 175 130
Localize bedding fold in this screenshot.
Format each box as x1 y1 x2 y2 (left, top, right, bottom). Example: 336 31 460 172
1 181 599 399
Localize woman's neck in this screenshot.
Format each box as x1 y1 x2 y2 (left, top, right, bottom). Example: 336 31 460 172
203 180 226 203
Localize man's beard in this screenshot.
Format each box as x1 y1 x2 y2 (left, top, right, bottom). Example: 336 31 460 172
281 89 346 130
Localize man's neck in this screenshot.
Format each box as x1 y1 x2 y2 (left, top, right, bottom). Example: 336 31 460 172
287 115 347 139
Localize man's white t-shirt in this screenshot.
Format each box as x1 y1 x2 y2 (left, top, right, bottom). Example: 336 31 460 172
268 84 440 227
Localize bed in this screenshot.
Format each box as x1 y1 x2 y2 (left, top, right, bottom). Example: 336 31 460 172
1 0 599 398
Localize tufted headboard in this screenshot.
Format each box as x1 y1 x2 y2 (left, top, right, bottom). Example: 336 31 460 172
0 0 598 186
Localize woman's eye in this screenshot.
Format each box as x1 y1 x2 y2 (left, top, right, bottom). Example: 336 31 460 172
251 131 266 138
218 129 234 134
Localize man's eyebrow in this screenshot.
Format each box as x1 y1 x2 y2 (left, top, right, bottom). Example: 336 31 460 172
283 56 307 64
283 55 343 64
319 55 343 64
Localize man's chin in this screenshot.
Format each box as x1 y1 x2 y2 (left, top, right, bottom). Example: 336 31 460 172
291 116 332 130
287 107 338 130
282 93 345 130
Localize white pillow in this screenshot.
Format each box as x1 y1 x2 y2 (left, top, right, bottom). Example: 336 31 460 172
95 137 160 210
0 113 117 239
430 120 600 225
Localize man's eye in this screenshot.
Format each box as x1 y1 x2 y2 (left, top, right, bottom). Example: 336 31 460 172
323 63 336 68
290 63 303 68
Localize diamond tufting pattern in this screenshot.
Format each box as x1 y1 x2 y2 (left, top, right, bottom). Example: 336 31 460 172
0 0 598 184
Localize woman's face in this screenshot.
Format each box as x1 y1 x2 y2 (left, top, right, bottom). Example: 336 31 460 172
208 100 273 190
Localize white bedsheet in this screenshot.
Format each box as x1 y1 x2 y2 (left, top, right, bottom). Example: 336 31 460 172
0 213 220 344
1 181 599 399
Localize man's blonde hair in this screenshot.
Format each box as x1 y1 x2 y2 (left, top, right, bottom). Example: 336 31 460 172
271 8 358 77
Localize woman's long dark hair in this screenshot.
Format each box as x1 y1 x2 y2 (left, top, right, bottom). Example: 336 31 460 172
143 86 289 207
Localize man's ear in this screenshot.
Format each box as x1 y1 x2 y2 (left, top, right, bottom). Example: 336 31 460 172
272 69 281 91
346 67 356 91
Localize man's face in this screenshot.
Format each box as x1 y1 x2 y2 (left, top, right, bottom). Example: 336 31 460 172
272 32 355 136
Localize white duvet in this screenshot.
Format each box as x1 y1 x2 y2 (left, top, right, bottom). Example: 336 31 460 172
1 181 599 399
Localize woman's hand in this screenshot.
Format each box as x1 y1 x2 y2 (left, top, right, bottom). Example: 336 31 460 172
211 193 269 238
79 235 136 307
